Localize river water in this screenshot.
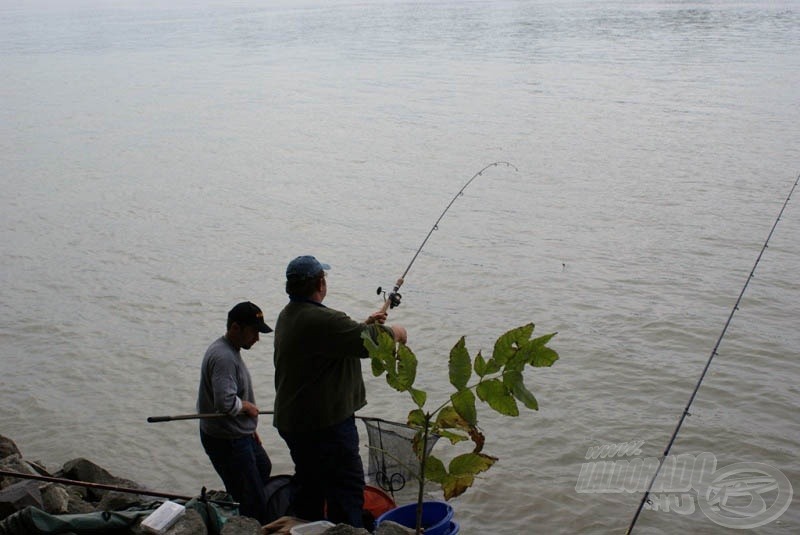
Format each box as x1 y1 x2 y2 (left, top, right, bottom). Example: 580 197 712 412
1 1 798 533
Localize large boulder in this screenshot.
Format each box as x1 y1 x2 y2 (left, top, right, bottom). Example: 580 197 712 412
0 479 43 520
60 458 142 502
0 455 38 491
0 436 20 461
61 458 126 485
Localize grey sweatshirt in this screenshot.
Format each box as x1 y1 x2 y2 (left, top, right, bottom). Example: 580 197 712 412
197 336 258 439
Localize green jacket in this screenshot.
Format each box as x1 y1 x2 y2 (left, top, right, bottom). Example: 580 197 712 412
272 299 392 433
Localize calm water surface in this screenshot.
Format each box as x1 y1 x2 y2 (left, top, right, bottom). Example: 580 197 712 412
1 1 799 533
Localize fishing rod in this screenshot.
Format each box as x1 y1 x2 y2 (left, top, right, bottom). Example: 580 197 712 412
626 171 799 534
376 161 518 313
0 469 238 507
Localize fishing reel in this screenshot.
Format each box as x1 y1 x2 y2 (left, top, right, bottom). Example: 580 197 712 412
376 286 402 309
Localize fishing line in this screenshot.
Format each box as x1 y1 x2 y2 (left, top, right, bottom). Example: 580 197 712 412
626 171 799 534
376 161 518 312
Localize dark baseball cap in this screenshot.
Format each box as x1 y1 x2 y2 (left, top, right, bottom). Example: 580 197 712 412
228 301 272 333
286 255 331 280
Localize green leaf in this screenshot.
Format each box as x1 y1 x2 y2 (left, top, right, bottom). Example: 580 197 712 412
531 332 557 347
529 345 559 368
448 336 471 390
435 406 469 430
441 473 475 500
436 429 470 445
450 388 477 426
370 357 386 377
506 332 558 370
364 330 405 388
481 357 502 376
449 452 497 476
503 370 539 410
407 409 427 428
363 329 395 360
363 330 388 377
424 455 447 483
474 351 487 377
476 379 519 416
492 324 535 366
361 329 378 352
393 343 418 390
409 387 427 409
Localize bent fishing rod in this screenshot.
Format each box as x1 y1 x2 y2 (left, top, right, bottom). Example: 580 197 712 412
376 161 518 313
626 171 799 534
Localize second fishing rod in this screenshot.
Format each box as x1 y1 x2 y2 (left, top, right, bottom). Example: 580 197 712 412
376 161 518 314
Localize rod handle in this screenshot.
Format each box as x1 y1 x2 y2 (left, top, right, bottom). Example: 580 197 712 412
147 416 172 423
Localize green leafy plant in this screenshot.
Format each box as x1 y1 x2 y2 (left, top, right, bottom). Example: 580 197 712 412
363 323 559 533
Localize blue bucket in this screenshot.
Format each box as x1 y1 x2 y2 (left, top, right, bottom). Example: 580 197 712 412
445 520 459 534
375 501 454 535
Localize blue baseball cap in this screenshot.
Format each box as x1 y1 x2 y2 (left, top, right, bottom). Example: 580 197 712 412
286 255 331 280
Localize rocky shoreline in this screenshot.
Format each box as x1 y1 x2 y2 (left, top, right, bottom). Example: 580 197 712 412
0 435 413 535
0 433 258 534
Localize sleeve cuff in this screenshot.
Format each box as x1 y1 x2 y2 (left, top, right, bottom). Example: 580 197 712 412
230 397 243 416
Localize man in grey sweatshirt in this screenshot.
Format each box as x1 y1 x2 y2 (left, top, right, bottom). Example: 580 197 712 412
198 301 273 524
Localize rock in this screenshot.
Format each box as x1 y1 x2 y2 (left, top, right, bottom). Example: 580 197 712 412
0 436 21 461
131 506 208 535
221 515 262 534
66 484 88 501
61 457 139 487
41 483 70 514
97 490 145 512
0 479 43 520
0 455 38 490
374 521 415 535
323 524 370 535
60 457 141 501
167 508 208 535
66 489 96 514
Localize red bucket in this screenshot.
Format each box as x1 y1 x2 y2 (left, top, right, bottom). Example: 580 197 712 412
363 484 396 519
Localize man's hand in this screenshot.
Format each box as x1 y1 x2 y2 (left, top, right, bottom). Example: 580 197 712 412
241 400 260 418
390 325 408 344
365 311 388 325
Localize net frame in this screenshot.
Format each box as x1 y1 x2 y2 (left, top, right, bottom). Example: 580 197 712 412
361 417 439 495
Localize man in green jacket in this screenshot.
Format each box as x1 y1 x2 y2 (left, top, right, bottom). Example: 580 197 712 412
273 255 407 528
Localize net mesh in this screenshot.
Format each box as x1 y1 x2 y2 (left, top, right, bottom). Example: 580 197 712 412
362 418 439 495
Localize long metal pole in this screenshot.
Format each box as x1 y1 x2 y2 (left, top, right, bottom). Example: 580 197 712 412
147 412 273 423
147 411 387 423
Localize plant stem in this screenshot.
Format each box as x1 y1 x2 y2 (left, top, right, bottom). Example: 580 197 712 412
416 414 431 535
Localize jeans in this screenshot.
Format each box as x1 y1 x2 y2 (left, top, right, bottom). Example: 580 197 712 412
200 431 272 524
279 416 365 527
